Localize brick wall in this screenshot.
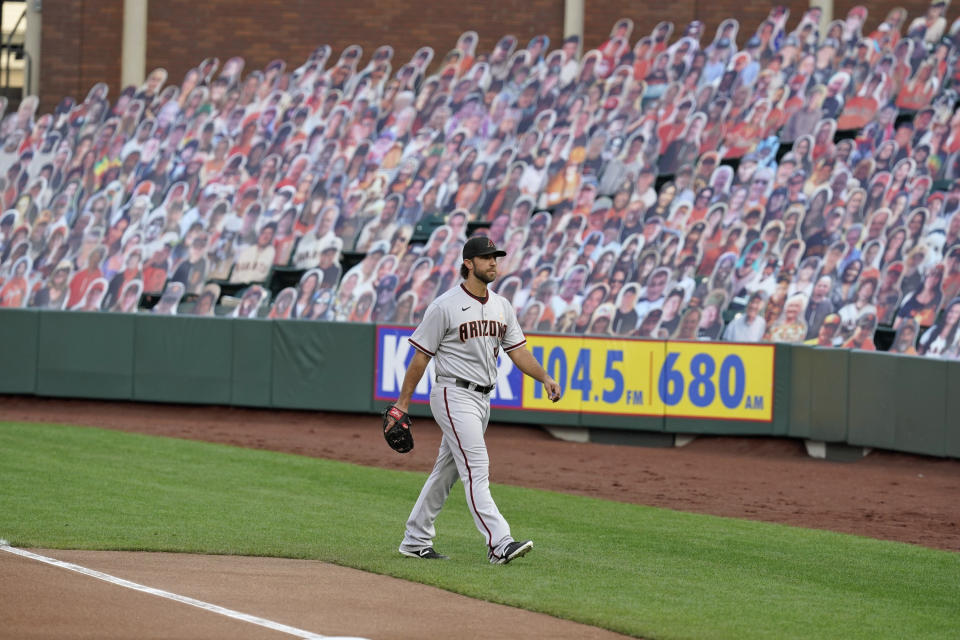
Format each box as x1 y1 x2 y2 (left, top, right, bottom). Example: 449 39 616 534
37 0 943 116
39 0 123 114
145 0 565 95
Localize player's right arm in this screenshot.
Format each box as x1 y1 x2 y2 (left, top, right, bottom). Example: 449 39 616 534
394 349 431 413
396 300 445 413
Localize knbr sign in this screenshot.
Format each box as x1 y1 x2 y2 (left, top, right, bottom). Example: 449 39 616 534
374 326 523 408
374 326 775 421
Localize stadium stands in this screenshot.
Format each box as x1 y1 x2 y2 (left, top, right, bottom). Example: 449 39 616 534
1 3 960 359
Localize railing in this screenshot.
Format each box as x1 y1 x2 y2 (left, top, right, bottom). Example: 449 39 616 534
1 6 27 99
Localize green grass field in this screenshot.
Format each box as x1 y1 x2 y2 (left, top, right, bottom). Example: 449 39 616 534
1 421 958 639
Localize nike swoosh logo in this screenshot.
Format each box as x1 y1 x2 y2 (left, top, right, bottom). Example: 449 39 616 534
461 306 471 311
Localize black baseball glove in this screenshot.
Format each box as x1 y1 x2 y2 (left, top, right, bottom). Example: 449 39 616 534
383 405 414 453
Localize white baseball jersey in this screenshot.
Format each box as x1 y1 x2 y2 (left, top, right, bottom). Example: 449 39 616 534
409 283 526 387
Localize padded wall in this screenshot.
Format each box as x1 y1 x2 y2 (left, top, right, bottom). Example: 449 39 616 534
848 352 950 457
36 312 135 399
807 348 850 443
893 356 948 457
0 309 39 394
787 346 814 439
1 309 956 458
946 362 960 458
847 351 898 450
232 319 273 407
271 321 375 411
133 315 233 404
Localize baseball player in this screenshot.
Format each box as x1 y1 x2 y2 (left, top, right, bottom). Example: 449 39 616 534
385 235 562 564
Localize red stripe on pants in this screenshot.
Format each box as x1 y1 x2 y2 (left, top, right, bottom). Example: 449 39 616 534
444 387 494 551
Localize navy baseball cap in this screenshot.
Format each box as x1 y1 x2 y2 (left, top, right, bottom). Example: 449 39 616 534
463 235 507 259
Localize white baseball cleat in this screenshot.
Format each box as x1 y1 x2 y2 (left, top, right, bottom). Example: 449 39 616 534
489 539 533 565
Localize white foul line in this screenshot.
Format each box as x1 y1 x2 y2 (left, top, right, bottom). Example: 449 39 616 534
1 542 370 640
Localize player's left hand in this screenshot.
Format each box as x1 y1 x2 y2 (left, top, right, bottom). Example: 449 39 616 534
383 405 414 453
544 378 562 403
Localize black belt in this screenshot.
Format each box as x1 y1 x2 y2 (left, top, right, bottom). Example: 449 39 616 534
438 376 495 394
457 379 495 394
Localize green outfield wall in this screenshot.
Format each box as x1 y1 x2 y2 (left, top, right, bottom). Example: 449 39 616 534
1 309 956 458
